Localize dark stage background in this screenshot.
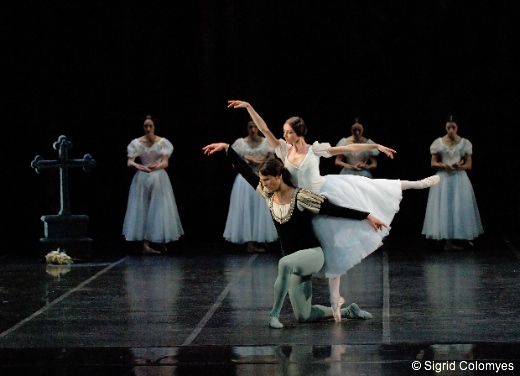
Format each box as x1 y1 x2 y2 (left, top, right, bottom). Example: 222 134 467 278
5 1 520 256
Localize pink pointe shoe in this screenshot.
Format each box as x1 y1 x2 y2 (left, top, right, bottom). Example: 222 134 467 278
331 297 345 323
420 175 440 188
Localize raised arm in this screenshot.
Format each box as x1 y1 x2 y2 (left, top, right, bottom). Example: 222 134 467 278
203 142 260 188
328 143 396 159
227 100 279 150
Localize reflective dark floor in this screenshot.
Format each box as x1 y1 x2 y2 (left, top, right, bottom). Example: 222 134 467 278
1 235 519 375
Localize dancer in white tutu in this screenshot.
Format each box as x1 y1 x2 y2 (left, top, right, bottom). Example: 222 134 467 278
122 115 184 254
228 100 440 322
224 120 278 253
422 116 483 250
204 142 382 328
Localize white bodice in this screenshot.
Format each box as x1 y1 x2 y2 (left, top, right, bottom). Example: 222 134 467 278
430 137 472 165
275 139 331 194
232 138 274 158
336 138 379 165
232 137 275 173
127 138 174 165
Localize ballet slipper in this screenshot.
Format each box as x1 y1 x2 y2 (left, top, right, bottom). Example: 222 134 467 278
246 242 256 254
419 175 440 188
444 240 464 251
269 316 284 329
341 303 373 320
254 243 266 253
331 297 345 323
142 245 161 255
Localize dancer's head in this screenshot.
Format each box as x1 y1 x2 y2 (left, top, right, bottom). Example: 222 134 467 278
143 115 156 136
351 118 364 141
247 120 259 137
283 116 307 144
445 115 458 137
258 157 295 192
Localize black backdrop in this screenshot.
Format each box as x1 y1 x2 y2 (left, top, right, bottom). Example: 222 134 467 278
5 1 520 255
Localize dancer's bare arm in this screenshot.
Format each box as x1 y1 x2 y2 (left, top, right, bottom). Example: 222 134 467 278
328 143 396 159
227 100 279 149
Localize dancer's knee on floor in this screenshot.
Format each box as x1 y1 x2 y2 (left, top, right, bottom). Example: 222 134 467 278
297 306 326 323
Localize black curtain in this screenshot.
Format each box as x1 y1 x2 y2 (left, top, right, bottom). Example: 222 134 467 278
6 1 519 255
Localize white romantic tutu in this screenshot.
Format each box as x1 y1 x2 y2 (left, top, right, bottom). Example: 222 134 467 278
123 169 184 243
313 174 403 278
224 174 278 244
422 171 483 240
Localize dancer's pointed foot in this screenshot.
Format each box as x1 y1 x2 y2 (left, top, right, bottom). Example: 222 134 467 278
246 242 266 254
331 297 345 323
444 240 464 251
341 303 373 320
142 245 161 255
269 316 284 329
419 175 440 188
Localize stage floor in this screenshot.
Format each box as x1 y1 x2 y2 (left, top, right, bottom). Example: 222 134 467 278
1 236 519 375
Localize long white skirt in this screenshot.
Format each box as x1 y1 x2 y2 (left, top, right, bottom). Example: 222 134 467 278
223 174 278 244
313 174 402 278
123 169 184 243
422 171 483 240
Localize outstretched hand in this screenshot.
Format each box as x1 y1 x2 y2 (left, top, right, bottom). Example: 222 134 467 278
378 145 397 159
227 100 250 109
366 214 388 232
202 143 228 156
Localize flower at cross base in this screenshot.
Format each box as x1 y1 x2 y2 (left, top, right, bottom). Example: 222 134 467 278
45 248 73 265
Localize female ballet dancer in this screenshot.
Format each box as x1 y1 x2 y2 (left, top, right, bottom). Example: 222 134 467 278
227 100 440 322
123 115 184 254
203 142 383 328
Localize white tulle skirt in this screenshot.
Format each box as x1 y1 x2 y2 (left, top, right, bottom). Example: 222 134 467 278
422 171 483 240
313 174 403 278
223 174 278 244
123 170 184 243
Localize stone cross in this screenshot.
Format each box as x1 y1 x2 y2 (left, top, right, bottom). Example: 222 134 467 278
31 135 96 215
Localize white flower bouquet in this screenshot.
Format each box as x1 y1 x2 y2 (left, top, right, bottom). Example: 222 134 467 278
45 249 73 265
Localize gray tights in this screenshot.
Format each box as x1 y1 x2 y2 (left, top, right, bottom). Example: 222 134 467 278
270 247 335 323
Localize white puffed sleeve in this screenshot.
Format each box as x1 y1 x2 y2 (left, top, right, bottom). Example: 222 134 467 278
275 138 290 161
335 138 347 147
365 139 380 156
429 138 443 155
311 141 333 158
127 139 141 158
231 138 247 157
159 138 174 157
260 139 276 154
462 138 473 155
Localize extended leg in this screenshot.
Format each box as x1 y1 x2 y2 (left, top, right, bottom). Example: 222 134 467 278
400 175 440 190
